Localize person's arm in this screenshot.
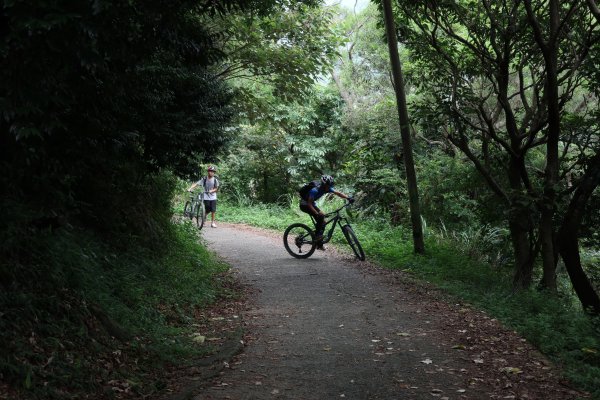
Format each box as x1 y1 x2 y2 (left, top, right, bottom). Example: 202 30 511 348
333 190 349 199
188 182 198 192
333 190 354 202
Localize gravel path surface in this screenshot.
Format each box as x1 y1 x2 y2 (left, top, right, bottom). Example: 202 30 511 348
194 223 582 400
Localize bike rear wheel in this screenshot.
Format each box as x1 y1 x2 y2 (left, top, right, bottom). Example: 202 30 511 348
342 224 365 261
194 202 205 230
184 201 193 219
283 223 316 259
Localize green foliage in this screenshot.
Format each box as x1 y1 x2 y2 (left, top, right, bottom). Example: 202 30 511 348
220 86 348 204
416 150 505 231
0 0 237 250
581 249 600 294
216 2 342 99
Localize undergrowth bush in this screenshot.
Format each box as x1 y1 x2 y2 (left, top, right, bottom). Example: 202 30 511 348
1 214 228 399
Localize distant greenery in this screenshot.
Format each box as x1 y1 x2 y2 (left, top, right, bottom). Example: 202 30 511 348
218 197 600 397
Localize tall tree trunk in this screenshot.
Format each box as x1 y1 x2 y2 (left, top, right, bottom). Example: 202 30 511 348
508 159 535 288
381 0 425 254
509 218 535 288
557 152 600 315
538 210 557 290
537 0 560 292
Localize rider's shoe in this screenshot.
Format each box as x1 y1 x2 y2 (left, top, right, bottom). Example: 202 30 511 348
211 222 217 228
316 244 326 251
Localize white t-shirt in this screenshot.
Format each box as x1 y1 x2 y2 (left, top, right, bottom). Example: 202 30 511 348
196 176 219 201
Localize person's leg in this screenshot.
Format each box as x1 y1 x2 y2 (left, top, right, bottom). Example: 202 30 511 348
300 204 323 232
210 201 217 227
313 206 325 237
204 200 217 227
300 204 325 247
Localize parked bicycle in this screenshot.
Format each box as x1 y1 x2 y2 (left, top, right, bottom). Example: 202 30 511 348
183 191 206 229
283 201 365 261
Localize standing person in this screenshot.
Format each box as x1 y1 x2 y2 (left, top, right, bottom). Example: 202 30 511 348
299 175 353 249
188 165 220 228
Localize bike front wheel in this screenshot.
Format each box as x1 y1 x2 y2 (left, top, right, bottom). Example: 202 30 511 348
283 223 316 259
183 201 193 219
194 202 206 230
342 224 365 261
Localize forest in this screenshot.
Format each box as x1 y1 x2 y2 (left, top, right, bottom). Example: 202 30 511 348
1 0 599 398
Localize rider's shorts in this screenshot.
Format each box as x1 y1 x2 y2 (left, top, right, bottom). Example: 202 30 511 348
204 200 217 213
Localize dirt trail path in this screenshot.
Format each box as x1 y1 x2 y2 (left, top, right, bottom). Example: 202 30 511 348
194 223 580 400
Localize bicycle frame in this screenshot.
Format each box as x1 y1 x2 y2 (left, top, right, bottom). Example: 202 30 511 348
184 191 210 229
309 203 352 244
188 191 207 207
284 200 364 260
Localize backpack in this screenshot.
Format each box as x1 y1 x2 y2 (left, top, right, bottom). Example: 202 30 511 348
298 180 319 200
201 176 219 192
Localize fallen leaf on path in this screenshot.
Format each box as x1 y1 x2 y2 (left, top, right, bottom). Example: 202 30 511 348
191 334 205 344
421 358 433 364
500 367 523 374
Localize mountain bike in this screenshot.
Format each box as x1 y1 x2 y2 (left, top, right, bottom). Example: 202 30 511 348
183 191 206 229
283 201 365 261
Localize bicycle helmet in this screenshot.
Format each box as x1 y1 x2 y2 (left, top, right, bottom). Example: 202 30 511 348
207 165 216 172
321 174 334 186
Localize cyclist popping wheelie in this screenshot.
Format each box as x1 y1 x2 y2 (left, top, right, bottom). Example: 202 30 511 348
298 175 352 250
284 174 364 260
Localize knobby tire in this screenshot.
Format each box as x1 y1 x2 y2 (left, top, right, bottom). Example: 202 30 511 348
183 201 193 220
283 223 316 259
342 224 365 261
194 202 205 230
